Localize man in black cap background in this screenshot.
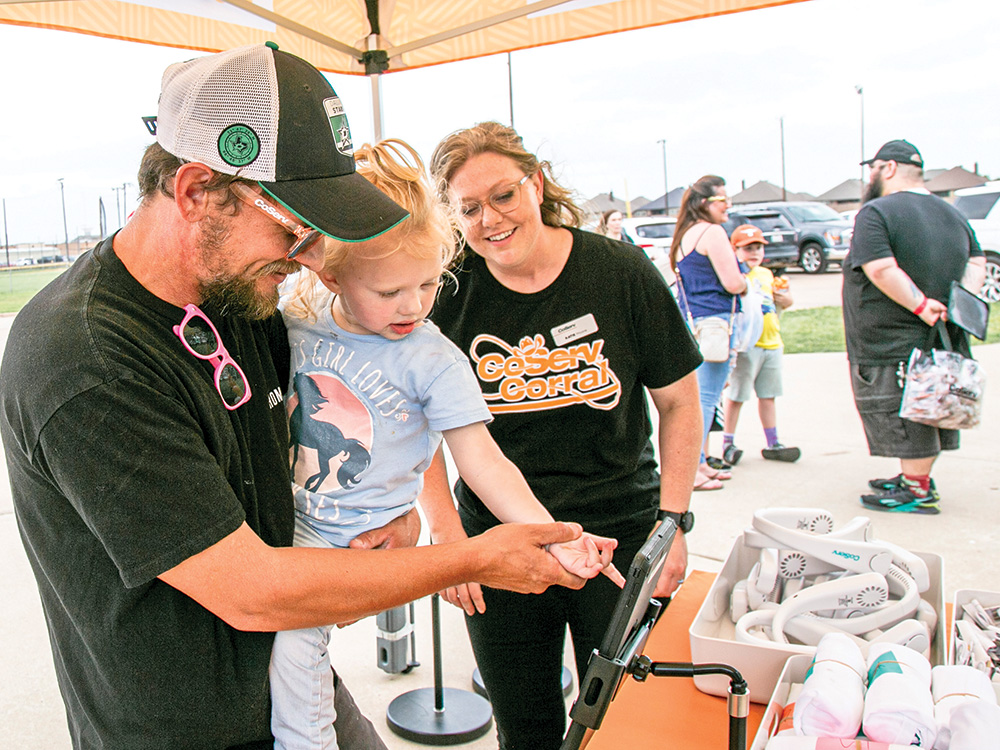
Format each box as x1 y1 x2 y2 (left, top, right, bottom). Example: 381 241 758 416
842 139 986 514
0 44 594 750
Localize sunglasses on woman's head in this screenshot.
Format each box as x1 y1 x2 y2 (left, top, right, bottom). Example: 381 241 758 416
173 304 252 410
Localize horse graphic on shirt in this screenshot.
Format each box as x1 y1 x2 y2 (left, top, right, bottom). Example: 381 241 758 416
289 371 372 493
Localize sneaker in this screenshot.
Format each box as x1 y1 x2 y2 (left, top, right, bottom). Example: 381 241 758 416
861 485 941 515
867 473 938 493
706 456 732 471
761 443 800 462
722 444 743 466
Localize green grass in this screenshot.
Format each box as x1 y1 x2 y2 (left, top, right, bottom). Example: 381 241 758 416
0 267 68 313
3 266 1000 354
781 302 1000 354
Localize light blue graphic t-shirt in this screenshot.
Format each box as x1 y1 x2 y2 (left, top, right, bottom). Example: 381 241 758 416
284 304 492 546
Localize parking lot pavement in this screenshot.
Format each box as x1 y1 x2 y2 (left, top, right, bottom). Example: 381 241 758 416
2 306 998 749
777 267 844 310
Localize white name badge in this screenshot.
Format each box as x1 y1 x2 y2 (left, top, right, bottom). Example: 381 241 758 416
551 313 599 346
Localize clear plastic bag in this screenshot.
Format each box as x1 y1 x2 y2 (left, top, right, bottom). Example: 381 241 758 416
731 286 765 353
899 342 985 430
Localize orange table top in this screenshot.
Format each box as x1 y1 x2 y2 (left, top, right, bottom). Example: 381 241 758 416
587 570 766 749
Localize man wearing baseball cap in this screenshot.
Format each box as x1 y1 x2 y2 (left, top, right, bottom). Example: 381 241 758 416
842 139 986 514
0 44 591 749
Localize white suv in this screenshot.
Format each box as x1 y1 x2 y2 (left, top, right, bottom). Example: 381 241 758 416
953 182 1000 303
621 215 677 284
621 215 677 260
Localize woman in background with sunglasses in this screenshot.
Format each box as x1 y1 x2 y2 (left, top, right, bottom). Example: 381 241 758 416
670 176 749 492
421 121 703 750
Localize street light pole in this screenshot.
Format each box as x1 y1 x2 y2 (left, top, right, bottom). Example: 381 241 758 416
112 186 123 228
3 198 11 288
855 85 864 201
58 178 70 261
507 52 514 130
780 117 787 202
657 139 668 215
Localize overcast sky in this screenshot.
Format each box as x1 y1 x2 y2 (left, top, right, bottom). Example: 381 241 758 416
2 0 999 246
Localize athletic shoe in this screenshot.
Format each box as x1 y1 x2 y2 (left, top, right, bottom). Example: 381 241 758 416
722 444 743 466
867 473 938 493
706 456 732 471
861 486 941 515
761 443 800 462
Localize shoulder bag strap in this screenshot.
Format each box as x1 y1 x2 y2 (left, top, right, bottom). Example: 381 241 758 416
675 273 695 328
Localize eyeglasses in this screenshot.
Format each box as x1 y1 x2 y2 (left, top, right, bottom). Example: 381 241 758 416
230 182 324 260
458 174 531 222
706 195 732 205
173 304 252 410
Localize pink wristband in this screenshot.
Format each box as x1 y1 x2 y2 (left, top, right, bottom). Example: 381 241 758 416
913 296 928 316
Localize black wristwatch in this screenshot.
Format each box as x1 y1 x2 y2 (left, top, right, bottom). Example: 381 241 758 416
657 509 694 534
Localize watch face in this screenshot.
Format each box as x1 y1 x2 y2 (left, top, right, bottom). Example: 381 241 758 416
659 510 694 533
680 512 694 533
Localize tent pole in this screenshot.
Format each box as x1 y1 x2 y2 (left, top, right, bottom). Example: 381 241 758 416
366 33 386 141
370 73 385 141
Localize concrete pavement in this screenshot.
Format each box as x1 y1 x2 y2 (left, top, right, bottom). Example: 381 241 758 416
2 278 998 748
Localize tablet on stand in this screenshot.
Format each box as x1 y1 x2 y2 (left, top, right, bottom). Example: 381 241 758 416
560 519 676 750
560 519 751 750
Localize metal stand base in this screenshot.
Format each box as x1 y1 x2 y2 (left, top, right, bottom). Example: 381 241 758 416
386 594 493 746
386 687 493 745
472 666 574 699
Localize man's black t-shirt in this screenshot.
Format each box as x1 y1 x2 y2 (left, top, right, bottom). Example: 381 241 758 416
842 190 982 365
431 228 701 539
0 238 292 749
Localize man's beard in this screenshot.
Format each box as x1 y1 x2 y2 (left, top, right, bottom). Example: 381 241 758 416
862 172 884 205
196 213 299 321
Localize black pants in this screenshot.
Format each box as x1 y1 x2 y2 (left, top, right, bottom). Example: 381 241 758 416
466 526 651 750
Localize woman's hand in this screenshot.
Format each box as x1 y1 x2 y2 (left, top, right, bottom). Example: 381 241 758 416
548 533 626 587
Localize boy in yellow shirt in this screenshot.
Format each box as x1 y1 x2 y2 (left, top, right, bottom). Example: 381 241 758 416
722 225 800 464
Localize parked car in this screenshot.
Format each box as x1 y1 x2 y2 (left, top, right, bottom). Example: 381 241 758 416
733 201 853 274
722 209 801 273
621 216 676 266
953 181 1000 303
840 209 859 225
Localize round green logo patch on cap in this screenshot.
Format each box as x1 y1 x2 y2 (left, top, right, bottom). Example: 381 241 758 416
218 124 260 167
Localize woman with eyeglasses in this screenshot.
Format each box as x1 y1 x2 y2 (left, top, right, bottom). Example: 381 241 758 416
421 121 703 750
670 175 749 492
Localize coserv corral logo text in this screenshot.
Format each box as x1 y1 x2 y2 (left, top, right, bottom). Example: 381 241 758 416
470 334 621 414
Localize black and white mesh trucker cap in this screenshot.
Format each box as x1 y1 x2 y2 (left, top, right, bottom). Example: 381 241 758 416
155 42 408 242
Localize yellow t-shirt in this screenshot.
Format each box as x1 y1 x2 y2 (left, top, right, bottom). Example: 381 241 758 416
748 266 782 349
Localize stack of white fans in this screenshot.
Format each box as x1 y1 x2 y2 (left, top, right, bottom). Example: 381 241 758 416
729 508 937 657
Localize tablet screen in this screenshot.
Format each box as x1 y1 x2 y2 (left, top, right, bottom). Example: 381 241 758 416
949 281 989 340
598 519 677 660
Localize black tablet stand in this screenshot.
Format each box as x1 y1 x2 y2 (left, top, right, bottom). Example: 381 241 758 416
386 594 493 745
559 598 749 750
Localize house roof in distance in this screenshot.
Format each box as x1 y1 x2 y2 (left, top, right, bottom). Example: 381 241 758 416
924 166 987 194
731 180 814 204
816 179 864 202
